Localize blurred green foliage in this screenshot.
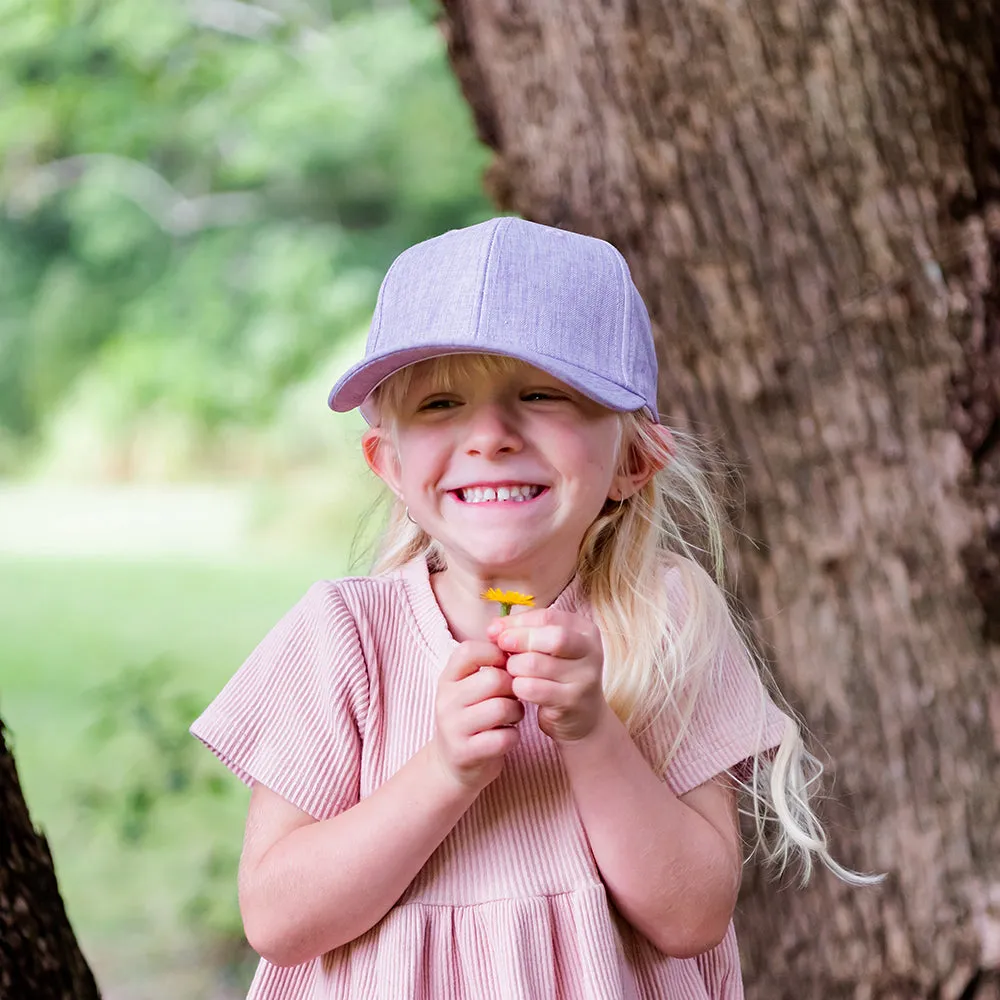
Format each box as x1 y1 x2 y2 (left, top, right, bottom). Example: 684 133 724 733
79 657 249 957
0 0 491 471
0 554 353 992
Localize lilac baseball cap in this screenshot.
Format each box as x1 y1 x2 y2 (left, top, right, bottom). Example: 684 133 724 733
328 217 660 422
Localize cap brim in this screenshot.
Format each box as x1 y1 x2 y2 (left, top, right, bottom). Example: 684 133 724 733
328 344 651 423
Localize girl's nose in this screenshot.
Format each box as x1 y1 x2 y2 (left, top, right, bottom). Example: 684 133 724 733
463 404 523 457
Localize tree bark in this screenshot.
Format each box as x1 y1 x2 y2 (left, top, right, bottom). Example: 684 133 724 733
0 719 101 999
438 1 1000 996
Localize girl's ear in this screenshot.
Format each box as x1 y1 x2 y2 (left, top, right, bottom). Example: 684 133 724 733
609 424 675 502
362 427 402 494
650 424 676 464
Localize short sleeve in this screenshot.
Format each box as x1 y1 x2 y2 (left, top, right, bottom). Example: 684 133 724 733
634 565 791 797
190 581 369 820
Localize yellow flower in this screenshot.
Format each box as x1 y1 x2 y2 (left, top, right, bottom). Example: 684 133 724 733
481 588 535 616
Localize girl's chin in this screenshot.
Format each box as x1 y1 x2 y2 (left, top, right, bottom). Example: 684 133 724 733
467 555 542 576
442 546 567 582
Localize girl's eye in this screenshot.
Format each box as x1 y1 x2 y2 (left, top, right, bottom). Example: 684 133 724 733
522 390 566 402
418 397 460 411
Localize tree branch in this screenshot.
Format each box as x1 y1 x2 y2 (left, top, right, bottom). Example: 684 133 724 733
5 154 260 236
184 0 326 45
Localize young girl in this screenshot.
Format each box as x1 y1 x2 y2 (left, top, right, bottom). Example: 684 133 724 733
192 217 872 999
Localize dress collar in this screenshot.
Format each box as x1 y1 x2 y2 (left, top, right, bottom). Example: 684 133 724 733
398 554 584 661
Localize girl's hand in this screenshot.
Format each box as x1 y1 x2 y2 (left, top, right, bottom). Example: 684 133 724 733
488 609 606 743
432 640 524 792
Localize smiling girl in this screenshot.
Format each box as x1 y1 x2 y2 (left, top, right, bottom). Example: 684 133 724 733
192 217 875 999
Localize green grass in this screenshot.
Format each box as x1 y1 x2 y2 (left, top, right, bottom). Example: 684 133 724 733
0 553 359 990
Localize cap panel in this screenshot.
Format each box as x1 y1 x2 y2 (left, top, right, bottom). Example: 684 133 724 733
368 219 502 355
478 220 629 392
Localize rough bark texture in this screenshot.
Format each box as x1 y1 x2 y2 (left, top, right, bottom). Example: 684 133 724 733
0 719 101 999
438 1 1000 996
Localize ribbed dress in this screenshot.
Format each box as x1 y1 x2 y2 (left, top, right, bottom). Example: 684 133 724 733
191 555 788 999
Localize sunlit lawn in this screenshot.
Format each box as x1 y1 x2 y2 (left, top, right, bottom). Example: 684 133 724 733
0 552 359 995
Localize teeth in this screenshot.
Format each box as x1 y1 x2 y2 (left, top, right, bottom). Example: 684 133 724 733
459 485 541 504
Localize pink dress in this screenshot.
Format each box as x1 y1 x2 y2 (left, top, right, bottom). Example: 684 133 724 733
191 556 788 999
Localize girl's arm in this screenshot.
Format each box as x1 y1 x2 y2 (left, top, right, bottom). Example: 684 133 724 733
556 703 741 958
239 640 522 967
493 608 742 958
239 743 473 966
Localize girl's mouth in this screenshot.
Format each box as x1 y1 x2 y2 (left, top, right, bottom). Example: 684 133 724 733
453 485 547 504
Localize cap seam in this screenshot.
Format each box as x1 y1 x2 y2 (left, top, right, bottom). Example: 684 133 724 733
369 251 408 351
473 218 508 342
614 249 631 388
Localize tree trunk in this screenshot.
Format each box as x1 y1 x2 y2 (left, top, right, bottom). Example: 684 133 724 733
0 719 101 999
438 1 1000 996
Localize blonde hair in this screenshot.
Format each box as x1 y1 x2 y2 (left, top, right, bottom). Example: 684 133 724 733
365 352 878 886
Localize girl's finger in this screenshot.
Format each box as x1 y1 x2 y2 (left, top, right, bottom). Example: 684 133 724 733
495 624 592 659
457 664 516 706
442 640 507 682
509 676 573 707
465 725 521 760
486 607 581 637
462 696 525 734
504 651 570 682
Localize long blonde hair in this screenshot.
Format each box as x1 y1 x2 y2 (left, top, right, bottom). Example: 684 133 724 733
364 352 877 886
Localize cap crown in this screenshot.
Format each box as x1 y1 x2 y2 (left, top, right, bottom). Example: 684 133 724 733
329 217 659 419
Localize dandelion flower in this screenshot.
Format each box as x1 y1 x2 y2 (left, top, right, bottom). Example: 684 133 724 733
481 588 535 616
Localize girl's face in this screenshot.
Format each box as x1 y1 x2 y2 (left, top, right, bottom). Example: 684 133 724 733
366 357 636 582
